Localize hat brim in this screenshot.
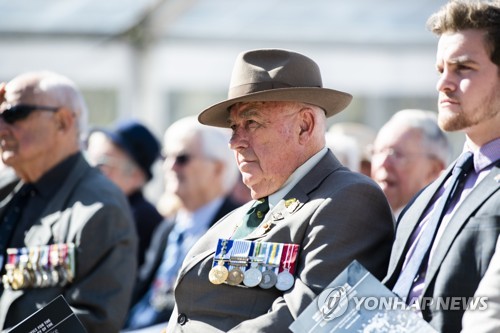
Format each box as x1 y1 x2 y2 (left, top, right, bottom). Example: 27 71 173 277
198 87 353 128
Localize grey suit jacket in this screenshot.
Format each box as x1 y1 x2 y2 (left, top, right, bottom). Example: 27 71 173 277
384 160 500 332
462 235 500 333
166 151 394 333
0 154 138 333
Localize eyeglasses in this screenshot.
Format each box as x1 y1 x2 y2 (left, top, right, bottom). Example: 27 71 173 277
372 147 434 164
0 104 60 124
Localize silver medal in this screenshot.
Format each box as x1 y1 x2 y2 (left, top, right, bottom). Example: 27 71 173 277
259 269 277 289
276 270 294 291
243 267 262 287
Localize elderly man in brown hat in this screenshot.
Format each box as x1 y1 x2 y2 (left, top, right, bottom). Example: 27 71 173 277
165 49 394 333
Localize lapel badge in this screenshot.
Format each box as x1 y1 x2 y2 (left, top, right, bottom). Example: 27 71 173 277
272 211 284 221
284 198 300 214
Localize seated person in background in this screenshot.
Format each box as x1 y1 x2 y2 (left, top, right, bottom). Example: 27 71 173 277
86 120 163 267
371 109 451 219
328 122 377 177
0 71 137 333
325 131 361 172
123 116 241 332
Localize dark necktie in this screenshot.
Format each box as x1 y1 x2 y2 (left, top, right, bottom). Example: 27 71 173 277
233 197 269 239
0 183 34 269
392 152 474 300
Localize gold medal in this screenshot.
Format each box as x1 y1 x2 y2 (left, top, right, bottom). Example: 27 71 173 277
209 262 228 285
2 263 15 289
11 267 24 290
226 267 244 286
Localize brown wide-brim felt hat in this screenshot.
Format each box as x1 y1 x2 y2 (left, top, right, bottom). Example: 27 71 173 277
198 48 353 128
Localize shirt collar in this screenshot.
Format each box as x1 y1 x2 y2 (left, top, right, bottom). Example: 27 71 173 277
268 147 328 209
31 152 81 198
176 197 224 232
464 137 500 172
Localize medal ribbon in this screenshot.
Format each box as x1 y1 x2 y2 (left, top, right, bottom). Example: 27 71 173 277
267 242 284 274
229 240 251 270
279 243 299 274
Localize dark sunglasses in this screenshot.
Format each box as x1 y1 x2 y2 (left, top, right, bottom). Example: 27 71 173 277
163 153 193 166
0 104 60 124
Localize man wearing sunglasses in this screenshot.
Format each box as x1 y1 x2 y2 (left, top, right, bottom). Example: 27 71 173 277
0 71 138 333
122 116 241 332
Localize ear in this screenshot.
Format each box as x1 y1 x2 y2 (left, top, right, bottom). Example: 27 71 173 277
54 107 75 133
297 108 315 144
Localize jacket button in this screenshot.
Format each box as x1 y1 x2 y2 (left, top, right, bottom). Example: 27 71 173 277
177 313 188 325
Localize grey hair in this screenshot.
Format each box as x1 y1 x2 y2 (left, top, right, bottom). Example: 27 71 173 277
164 116 239 193
36 71 89 144
387 109 452 165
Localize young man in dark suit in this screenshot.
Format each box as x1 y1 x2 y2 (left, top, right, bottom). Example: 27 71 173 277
384 2 500 332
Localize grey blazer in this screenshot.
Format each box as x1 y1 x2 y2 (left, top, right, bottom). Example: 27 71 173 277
384 160 500 332
0 154 138 333
166 151 394 333
462 235 500 333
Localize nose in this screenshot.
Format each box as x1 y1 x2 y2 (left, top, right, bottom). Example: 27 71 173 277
436 69 456 93
372 150 393 170
229 127 248 151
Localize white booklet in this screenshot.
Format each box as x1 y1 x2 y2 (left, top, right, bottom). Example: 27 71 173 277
289 260 437 333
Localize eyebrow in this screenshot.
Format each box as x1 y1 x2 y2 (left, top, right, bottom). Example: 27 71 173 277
228 106 262 124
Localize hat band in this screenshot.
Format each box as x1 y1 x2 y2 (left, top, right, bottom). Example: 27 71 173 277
228 81 319 99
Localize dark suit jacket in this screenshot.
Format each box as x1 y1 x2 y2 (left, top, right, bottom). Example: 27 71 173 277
166 151 395 333
129 196 241 316
384 160 500 332
462 235 500 333
0 154 138 333
128 190 163 268
0 168 19 202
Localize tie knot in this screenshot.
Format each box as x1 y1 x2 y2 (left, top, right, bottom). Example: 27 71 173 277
453 151 474 175
253 197 269 219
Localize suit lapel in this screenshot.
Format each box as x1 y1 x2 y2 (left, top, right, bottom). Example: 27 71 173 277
24 155 90 246
175 151 341 286
386 168 451 282
424 165 500 294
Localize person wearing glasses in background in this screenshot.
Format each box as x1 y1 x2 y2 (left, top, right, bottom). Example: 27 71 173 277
0 71 137 332
371 109 451 219
122 116 241 332
86 120 164 268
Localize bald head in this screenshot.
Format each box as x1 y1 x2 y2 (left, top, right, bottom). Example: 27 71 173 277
0 71 88 182
5 71 88 142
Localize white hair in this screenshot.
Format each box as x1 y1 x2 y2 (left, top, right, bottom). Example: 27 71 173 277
164 116 239 193
386 109 452 165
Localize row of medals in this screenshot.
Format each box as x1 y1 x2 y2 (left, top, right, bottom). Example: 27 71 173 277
2 244 75 290
209 257 295 291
